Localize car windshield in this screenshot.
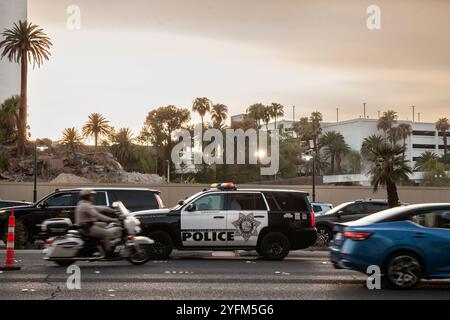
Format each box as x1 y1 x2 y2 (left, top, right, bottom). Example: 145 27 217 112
172 192 204 210
322 202 352 215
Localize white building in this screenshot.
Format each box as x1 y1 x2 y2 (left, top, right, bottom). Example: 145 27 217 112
0 0 27 103
322 118 446 166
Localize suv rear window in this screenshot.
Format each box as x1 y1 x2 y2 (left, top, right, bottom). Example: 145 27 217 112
108 190 158 211
270 192 310 212
227 193 267 211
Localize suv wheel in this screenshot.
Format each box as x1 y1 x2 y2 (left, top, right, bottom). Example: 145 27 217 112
259 232 290 260
147 231 173 259
315 225 332 247
385 252 422 289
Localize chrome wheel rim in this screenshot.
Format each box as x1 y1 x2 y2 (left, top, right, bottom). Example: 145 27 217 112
316 228 330 246
130 245 148 263
270 242 283 256
388 255 421 288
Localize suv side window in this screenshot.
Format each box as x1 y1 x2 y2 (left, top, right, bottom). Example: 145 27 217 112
411 210 450 229
271 192 309 212
227 193 267 211
342 203 365 215
72 191 107 206
366 202 388 213
109 190 158 210
263 192 280 211
192 194 225 211
45 193 74 207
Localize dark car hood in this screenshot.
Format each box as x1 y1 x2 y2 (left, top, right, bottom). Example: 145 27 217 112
0 204 35 212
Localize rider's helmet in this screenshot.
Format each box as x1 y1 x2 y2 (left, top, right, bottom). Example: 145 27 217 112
79 189 96 202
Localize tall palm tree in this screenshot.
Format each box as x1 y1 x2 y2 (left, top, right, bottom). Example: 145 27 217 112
82 113 111 153
414 151 439 171
0 21 52 155
377 110 398 142
368 143 412 208
320 131 350 174
0 95 19 142
60 127 84 154
210 103 228 128
246 103 265 128
309 111 323 154
396 123 412 160
192 97 211 130
110 128 135 167
261 105 271 130
436 118 449 155
269 103 284 132
361 134 384 160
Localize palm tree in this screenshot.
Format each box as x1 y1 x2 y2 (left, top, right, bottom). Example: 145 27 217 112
368 143 412 208
0 95 19 142
60 127 83 154
361 134 384 160
436 118 449 155
377 110 398 142
261 105 271 130
110 128 135 166
396 123 412 160
320 131 350 174
414 151 439 171
82 113 111 153
309 111 323 151
210 103 228 128
246 103 266 128
0 21 52 155
192 97 211 129
269 103 284 132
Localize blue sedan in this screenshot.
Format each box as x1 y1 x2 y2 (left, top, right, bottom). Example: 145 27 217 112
330 203 450 289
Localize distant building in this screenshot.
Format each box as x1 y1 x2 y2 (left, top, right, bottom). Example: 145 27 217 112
0 0 27 103
322 118 446 167
230 114 246 124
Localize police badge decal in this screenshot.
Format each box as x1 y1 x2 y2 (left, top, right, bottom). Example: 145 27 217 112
232 213 261 241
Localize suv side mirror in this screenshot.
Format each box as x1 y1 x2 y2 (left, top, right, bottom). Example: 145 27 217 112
336 210 344 218
186 203 196 212
41 200 49 208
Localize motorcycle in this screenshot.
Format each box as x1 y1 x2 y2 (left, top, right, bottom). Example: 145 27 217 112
41 201 154 266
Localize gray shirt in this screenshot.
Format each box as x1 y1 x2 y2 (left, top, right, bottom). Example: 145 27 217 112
75 200 116 225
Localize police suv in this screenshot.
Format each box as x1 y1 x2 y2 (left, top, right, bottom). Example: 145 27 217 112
133 183 317 260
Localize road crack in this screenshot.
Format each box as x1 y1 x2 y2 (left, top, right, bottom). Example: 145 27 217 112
43 273 62 300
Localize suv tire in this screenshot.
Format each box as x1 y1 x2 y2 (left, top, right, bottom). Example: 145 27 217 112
259 232 290 260
147 230 173 259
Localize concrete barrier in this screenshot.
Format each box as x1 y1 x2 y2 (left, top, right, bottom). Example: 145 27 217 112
1 182 450 207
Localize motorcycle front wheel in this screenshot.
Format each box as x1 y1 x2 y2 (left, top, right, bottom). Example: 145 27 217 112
127 244 152 265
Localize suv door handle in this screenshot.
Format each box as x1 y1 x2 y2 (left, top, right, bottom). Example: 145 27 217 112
213 216 225 219
412 232 426 238
254 215 265 218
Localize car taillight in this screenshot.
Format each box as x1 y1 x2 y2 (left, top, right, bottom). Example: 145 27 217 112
342 231 372 240
156 195 165 208
45 238 54 245
310 210 315 228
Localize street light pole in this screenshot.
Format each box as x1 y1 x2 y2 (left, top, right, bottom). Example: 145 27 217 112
312 150 316 202
33 142 37 203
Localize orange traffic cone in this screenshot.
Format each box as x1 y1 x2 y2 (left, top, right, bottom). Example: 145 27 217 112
0 208 21 271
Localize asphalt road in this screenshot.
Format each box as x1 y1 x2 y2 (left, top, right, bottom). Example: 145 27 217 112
1 249 450 300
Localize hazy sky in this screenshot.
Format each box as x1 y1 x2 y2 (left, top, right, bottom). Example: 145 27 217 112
21 0 450 140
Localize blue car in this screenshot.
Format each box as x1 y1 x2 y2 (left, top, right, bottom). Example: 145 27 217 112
330 203 450 289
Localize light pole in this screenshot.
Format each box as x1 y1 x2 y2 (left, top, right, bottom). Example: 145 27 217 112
302 150 316 202
166 159 170 183
33 141 48 203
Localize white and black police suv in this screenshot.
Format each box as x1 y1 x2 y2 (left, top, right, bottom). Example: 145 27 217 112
133 183 317 260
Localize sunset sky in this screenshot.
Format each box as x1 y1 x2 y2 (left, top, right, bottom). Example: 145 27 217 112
19 0 450 140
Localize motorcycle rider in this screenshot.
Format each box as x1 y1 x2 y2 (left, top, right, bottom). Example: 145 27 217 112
75 189 121 257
